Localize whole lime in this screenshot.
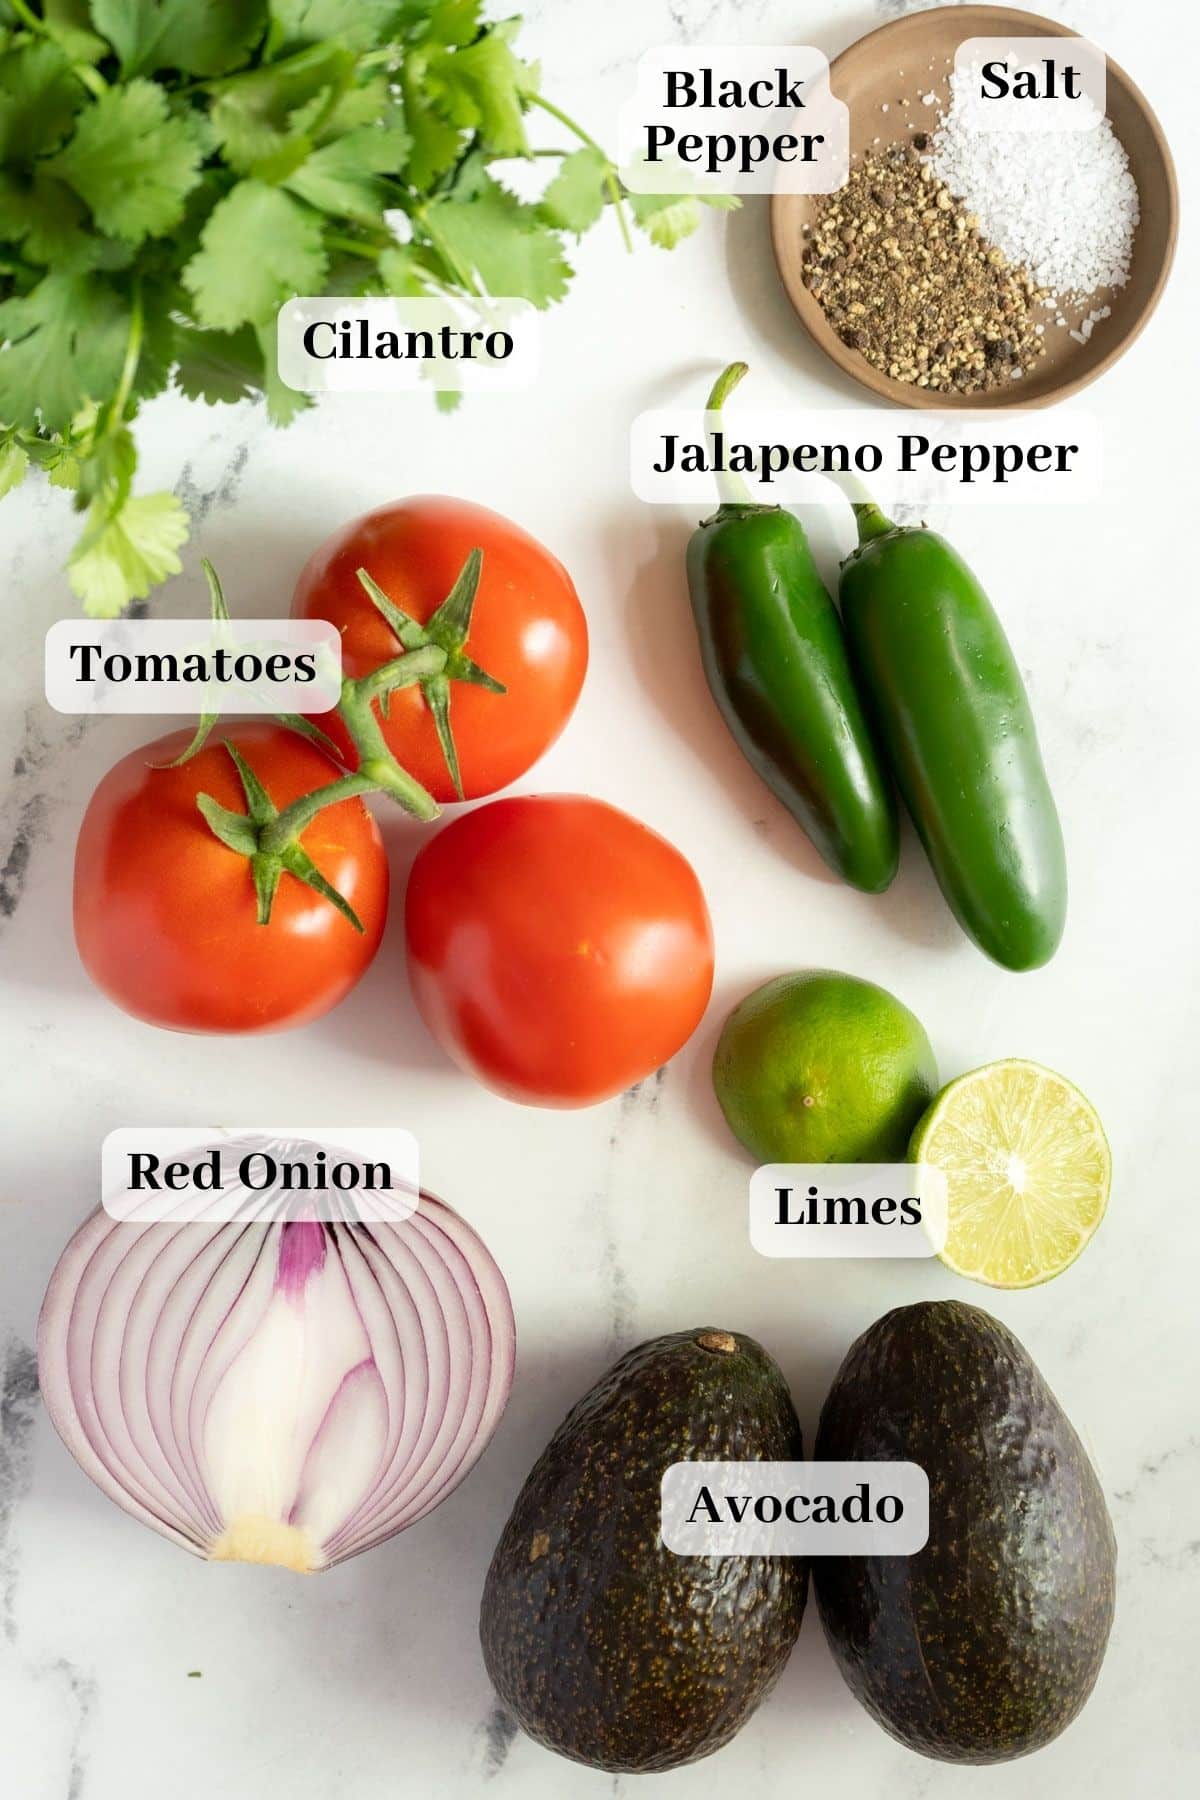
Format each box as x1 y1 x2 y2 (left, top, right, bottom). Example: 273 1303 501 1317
713 970 937 1163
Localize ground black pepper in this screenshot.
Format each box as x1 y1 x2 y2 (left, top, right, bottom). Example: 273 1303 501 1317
802 146 1049 394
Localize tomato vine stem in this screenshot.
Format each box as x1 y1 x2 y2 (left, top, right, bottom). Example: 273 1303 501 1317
262 646 449 852
184 550 502 926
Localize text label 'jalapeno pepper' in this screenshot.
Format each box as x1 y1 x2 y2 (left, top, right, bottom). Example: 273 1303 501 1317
685 364 898 894
838 496 1066 971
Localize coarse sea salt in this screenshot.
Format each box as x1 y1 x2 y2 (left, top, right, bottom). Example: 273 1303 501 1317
927 66 1139 300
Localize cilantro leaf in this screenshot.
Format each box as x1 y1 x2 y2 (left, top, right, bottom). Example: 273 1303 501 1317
314 72 393 142
182 180 327 329
75 422 136 512
401 61 464 190
0 435 27 498
0 271 130 434
91 1 267 77
0 168 92 266
325 238 385 292
68 489 190 617
425 175 572 308
47 81 204 244
422 27 534 158
0 40 86 164
284 124 411 224
628 190 739 249
268 0 401 54
173 322 265 404
643 194 707 249
627 192 698 249
41 2 108 63
209 43 355 173
417 1 483 50
377 244 430 298
539 147 608 235
0 0 706 618
130 277 180 404
255 322 311 426
47 447 83 490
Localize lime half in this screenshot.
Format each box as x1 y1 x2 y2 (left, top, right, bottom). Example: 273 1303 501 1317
910 1059 1111 1289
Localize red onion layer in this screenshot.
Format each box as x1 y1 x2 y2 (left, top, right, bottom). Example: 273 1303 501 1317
37 1191 515 1571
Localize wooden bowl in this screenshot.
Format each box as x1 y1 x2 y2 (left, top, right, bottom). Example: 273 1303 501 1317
770 5 1178 408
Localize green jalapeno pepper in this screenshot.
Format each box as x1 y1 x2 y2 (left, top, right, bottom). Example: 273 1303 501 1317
838 492 1066 971
685 364 898 893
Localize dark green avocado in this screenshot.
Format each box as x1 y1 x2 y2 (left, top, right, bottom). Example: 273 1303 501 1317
479 1327 807 1772
813 1300 1116 1764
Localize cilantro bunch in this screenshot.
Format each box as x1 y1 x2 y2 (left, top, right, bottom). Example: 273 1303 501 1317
0 1 730 616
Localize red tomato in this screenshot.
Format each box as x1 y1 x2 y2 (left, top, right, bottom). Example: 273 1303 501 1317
74 723 388 1034
291 496 588 802
405 795 714 1107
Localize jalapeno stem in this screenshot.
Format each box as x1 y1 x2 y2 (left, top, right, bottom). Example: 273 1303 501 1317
851 500 897 543
817 469 898 541
705 361 756 509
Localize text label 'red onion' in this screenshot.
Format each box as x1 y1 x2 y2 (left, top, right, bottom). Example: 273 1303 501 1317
102 1128 419 1224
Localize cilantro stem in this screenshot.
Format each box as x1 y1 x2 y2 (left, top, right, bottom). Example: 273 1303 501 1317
72 61 106 99
11 0 106 94
325 235 384 261
262 14 285 61
9 0 45 34
526 94 633 252
305 74 351 146
525 95 606 158
414 207 481 297
107 281 145 434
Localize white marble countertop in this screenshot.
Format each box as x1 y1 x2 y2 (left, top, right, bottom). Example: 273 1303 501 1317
2 1 1197 1795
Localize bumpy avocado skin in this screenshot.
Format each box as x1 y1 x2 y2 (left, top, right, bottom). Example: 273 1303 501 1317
814 1300 1116 1764
479 1328 808 1772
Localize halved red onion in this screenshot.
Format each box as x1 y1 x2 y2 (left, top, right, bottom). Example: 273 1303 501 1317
37 1192 515 1572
